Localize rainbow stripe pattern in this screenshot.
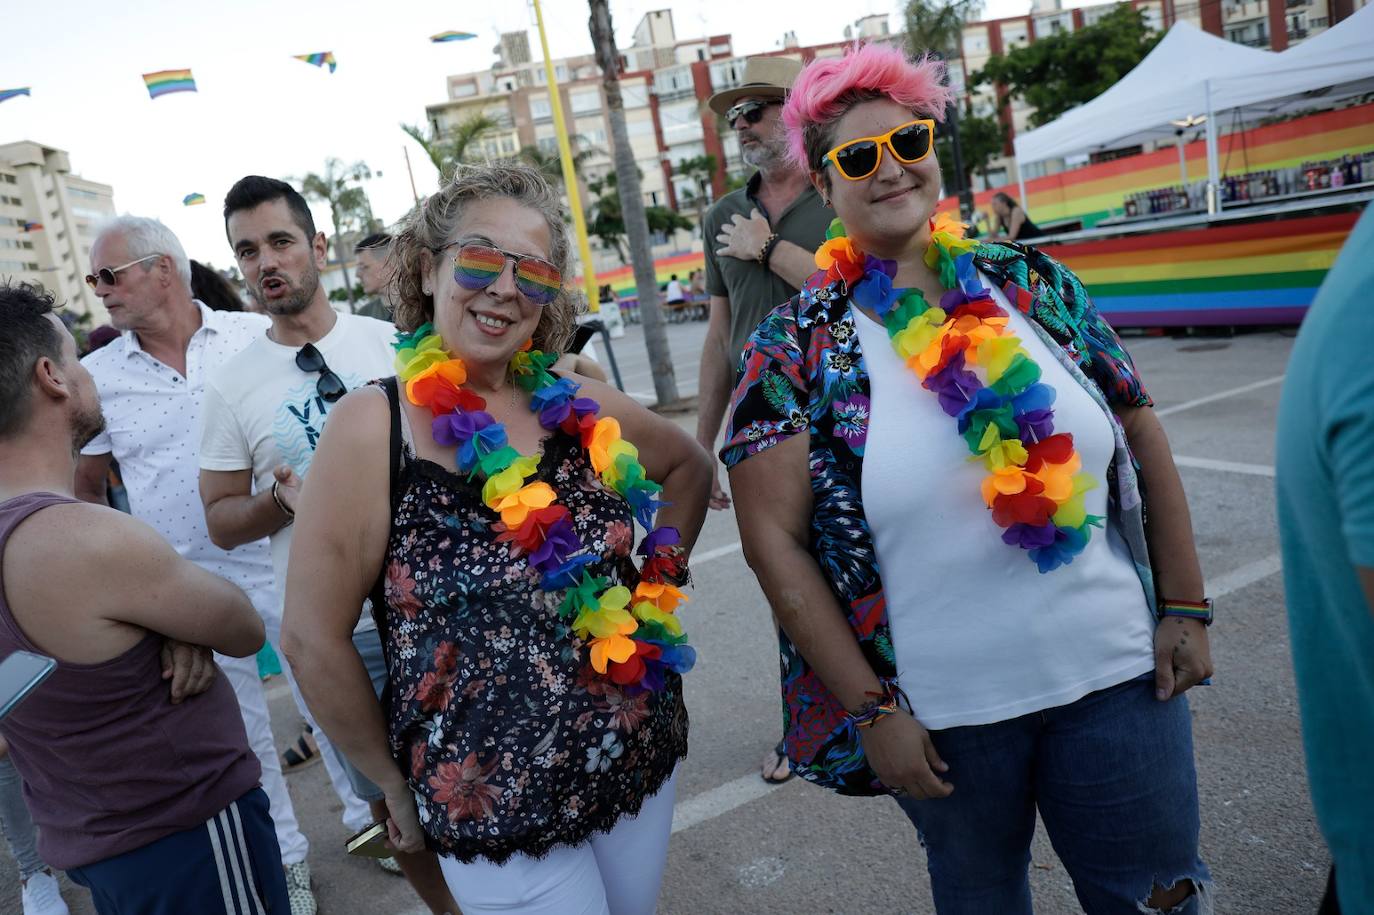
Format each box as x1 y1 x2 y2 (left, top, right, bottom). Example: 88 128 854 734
430 31 477 42
183 193 206 206
0 88 31 105
946 103 1374 231
821 215 1100 572
293 52 337 73
394 326 695 692
143 69 196 99
1042 211 1358 327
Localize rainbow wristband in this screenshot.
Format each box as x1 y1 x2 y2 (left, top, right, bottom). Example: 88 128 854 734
1157 598 1213 625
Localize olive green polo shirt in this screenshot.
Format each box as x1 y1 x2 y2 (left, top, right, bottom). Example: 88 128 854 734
703 172 834 366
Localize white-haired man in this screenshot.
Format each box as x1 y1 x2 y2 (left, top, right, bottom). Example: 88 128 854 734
73 216 320 915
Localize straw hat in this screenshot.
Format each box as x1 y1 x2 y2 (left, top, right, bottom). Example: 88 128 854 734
706 56 805 116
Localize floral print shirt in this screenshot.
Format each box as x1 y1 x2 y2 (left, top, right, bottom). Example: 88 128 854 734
720 241 1156 797
379 420 688 862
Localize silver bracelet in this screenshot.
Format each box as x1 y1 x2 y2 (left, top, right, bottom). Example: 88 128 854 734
271 480 295 523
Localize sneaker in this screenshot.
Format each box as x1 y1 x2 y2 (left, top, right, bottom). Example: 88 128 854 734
21 870 69 915
283 860 318 915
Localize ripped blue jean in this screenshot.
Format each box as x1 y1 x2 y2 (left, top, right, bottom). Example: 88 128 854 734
897 673 1212 914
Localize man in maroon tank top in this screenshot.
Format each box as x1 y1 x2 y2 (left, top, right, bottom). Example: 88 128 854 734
0 281 290 914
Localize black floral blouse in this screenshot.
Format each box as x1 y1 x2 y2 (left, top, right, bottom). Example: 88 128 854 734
378 422 689 863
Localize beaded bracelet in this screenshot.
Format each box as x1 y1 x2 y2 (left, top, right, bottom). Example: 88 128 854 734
846 680 910 729
756 233 779 267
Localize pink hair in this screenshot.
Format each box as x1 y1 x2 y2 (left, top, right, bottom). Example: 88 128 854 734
782 43 954 171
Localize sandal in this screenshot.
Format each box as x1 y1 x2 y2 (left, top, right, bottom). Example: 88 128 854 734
281 728 321 774
761 739 794 784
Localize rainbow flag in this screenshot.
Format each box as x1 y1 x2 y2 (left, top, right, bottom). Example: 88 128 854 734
143 69 196 99
183 193 206 206
293 52 337 73
430 31 476 42
0 88 31 105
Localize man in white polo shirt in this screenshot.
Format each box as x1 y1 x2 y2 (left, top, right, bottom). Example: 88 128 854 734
73 215 319 915
199 176 458 915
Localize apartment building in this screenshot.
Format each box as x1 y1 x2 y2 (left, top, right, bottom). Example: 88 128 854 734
0 141 116 322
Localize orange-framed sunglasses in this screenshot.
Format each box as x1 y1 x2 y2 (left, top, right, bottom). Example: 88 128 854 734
823 118 936 181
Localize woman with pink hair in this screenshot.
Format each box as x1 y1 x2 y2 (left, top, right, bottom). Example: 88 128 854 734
721 43 1213 914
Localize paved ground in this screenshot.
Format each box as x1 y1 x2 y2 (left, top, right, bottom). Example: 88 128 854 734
6 318 1329 914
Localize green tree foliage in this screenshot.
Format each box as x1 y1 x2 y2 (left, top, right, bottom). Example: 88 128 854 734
975 5 1162 128
517 139 600 187
401 113 498 181
297 159 374 310
673 154 718 221
904 0 984 58
936 109 1006 190
586 171 692 264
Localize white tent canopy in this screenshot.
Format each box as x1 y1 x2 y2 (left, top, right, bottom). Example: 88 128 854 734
1208 3 1374 114
1012 22 1272 167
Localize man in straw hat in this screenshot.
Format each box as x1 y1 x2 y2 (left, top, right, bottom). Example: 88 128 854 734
696 55 834 783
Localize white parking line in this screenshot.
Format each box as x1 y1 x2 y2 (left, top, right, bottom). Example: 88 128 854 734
693 541 743 565
671 771 791 835
1156 375 1285 417
1212 553 1283 597
1173 456 1276 477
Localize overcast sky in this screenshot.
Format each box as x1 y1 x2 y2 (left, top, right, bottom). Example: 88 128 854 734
3 0 1031 268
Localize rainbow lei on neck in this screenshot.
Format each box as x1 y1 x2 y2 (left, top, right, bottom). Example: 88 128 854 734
393 324 695 691
816 215 1102 573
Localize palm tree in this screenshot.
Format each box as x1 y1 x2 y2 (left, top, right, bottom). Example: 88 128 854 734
517 138 599 187
589 0 679 406
297 158 373 312
401 113 499 182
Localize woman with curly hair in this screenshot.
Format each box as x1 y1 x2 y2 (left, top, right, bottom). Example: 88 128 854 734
284 164 711 914
722 44 1214 914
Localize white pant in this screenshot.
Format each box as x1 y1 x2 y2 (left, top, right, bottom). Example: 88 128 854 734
253 587 374 832
437 771 677 915
216 652 309 865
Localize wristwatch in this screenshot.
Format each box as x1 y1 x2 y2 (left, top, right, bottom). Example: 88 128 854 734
1157 597 1213 625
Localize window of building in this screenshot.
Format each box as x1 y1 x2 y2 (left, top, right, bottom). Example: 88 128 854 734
963 33 989 56
67 187 102 201
571 89 601 114
538 136 559 154
621 84 649 108
709 60 744 92
530 96 551 120
2 175 16 185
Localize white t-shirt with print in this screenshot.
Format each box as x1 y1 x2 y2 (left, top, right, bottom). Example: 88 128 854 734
199 313 396 630
851 277 1155 730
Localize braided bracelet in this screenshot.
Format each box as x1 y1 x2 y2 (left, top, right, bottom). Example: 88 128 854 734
756 233 779 267
846 681 910 729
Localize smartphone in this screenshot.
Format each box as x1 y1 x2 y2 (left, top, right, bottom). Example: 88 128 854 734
345 820 391 858
0 651 57 721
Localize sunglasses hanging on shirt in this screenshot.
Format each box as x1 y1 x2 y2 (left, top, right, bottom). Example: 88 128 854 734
295 343 348 403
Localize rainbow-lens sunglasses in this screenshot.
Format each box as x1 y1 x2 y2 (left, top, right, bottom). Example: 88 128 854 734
442 241 562 306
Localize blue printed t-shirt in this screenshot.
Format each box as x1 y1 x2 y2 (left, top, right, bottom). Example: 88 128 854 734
1275 205 1374 907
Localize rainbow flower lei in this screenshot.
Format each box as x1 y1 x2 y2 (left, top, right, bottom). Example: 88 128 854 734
394 324 695 691
817 215 1102 573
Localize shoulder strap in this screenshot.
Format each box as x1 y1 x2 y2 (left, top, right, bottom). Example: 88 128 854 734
367 378 404 647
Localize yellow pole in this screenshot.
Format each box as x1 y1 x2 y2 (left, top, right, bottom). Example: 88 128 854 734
531 0 600 313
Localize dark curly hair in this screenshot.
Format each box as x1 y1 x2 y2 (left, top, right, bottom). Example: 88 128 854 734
0 281 63 438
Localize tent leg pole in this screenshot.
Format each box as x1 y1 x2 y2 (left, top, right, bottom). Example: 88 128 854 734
1204 79 1221 216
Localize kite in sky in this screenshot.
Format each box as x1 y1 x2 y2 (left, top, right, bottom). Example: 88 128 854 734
430 31 477 42
143 70 197 99
293 52 338 73
183 193 206 206
0 88 32 105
